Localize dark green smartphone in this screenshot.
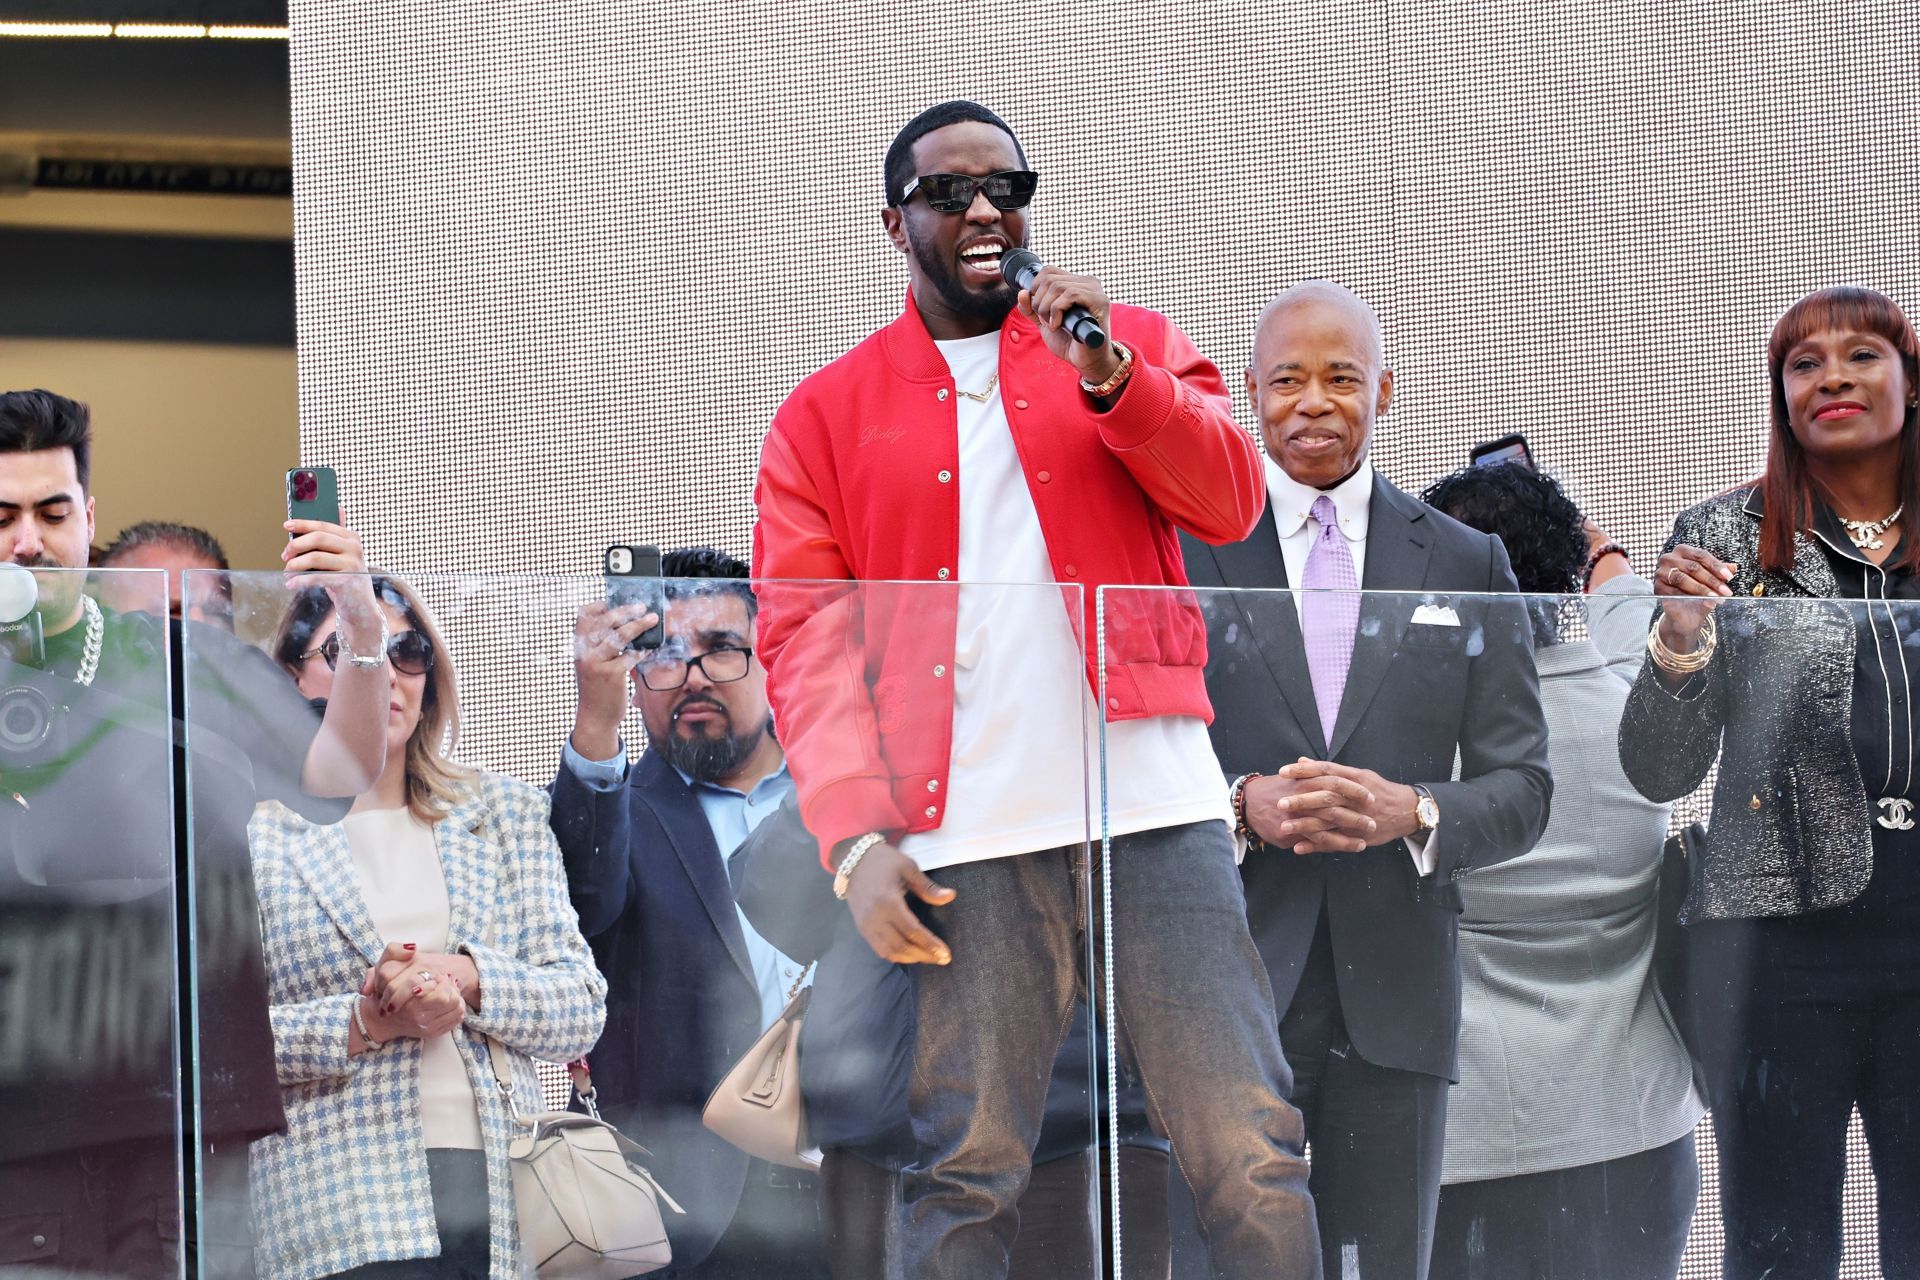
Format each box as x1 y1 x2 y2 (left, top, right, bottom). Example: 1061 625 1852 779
286 466 342 526
604 545 665 650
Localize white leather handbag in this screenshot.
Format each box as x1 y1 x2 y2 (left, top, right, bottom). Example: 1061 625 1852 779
488 1038 685 1279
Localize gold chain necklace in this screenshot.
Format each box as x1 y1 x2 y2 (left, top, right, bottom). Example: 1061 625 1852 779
954 373 998 404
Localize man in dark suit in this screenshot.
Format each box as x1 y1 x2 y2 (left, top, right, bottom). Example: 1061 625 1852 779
1179 282 1552 1280
548 547 825 1280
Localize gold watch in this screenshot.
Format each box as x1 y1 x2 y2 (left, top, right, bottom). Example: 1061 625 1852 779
1413 785 1440 832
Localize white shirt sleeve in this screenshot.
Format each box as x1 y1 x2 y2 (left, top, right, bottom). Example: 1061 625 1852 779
1403 828 1438 877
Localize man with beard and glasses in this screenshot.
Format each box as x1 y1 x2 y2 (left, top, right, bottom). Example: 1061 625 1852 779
548 545 825 1280
753 101 1320 1279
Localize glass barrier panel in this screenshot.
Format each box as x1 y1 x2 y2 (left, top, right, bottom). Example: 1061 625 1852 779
1101 580 1919 1279
0 566 181 1276
183 572 1096 1280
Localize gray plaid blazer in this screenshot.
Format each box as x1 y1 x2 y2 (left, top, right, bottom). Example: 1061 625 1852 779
246 772 607 1280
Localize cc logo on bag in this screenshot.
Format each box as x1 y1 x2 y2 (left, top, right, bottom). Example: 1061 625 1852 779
1876 797 1915 830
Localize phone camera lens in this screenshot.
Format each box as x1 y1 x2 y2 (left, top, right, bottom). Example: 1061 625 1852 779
293 472 317 502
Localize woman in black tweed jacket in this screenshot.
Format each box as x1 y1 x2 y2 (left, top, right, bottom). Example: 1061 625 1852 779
1619 285 1920 1280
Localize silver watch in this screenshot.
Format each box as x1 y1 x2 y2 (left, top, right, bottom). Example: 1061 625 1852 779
335 616 390 669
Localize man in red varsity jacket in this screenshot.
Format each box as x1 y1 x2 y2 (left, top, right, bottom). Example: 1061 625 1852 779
752 101 1319 1280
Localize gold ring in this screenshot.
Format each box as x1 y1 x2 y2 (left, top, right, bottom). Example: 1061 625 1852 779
1667 567 1679 585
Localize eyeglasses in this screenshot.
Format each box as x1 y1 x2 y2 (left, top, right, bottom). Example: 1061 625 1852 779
900 170 1039 214
301 629 436 676
637 645 752 691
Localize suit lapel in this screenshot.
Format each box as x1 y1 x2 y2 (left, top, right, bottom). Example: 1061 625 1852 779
435 796 499 954
288 819 385 965
1210 505 1327 756
636 752 758 989
1329 476 1434 758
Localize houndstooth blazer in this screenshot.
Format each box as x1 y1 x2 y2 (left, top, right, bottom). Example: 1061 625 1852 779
246 771 607 1280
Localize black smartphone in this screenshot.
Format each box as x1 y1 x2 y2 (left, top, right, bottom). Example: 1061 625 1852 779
1468 433 1536 472
604 544 665 650
286 466 342 525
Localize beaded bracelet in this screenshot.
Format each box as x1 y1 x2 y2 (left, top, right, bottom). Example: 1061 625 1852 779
1583 542 1629 591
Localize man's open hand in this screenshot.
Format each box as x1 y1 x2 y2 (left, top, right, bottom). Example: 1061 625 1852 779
844 843 955 966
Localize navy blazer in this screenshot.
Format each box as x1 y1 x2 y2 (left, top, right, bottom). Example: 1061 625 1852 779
548 747 764 1271
1182 474 1552 1081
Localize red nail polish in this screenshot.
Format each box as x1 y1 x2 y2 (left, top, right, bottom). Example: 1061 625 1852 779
403 943 416 951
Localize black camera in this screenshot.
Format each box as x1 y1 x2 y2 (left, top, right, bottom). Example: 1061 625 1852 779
0 613 61 760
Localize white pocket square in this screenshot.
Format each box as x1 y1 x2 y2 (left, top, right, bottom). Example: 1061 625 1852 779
1410 604 1461 626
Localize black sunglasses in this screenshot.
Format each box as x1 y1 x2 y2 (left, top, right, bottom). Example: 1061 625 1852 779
900 170 1039 214
301 629 435 676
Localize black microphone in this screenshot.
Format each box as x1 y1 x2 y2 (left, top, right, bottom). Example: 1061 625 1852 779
1000 249 1108 350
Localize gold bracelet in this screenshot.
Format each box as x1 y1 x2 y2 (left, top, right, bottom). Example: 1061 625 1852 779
1648 611 1717 675
1080 343 1134 398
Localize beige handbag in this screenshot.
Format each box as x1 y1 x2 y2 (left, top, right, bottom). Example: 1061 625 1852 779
701 967 820 1170
487 1037 685 1279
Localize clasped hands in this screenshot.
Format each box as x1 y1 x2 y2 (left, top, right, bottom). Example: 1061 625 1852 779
355 941 482 1048
1243 760 1422 855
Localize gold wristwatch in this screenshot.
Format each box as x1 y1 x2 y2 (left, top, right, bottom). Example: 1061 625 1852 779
1412 785 1440 833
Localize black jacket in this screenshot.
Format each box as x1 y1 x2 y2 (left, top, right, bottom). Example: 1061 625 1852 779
1618 487 1872 921
548 748 765 1271
1181 473 1552 1081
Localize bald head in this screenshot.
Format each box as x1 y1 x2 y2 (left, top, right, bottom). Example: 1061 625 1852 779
1247 280 1394 489
1253 280 1385 375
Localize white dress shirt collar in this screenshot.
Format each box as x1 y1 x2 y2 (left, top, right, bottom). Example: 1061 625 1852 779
1265 452 1375 545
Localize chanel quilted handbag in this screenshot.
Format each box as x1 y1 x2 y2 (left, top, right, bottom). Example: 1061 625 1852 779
701 967 821 1170
487 1037 685 1279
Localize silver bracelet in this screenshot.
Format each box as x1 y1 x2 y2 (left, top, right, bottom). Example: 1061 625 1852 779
336 614 390 669
353 995 382 1048
832 832 886 900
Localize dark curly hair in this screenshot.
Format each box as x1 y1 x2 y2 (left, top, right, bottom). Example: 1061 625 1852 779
1421 462 1589 645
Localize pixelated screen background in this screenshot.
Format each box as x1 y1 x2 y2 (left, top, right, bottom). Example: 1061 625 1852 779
288 1 1918 1272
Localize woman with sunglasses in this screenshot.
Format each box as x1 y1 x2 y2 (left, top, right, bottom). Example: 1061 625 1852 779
247 575 606 1280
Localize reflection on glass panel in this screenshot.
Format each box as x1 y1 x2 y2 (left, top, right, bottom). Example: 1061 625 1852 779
0 567 179 1276
1104 574 1918 1279
182 573 1096 1280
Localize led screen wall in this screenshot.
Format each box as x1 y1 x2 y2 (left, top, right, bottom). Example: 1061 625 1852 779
289 2 1918 1272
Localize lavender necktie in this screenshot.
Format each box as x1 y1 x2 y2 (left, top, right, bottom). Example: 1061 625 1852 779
1299 494 1360 745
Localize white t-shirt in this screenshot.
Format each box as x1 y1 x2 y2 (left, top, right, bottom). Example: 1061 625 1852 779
897 332 1230 872
343 806 485 1150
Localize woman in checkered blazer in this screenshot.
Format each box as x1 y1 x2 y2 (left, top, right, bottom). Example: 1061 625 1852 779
245 576 607 1280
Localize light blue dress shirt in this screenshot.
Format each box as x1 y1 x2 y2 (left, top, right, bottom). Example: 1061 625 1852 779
562 740 809 1031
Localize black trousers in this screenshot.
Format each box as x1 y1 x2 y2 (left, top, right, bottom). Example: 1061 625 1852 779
0 1136 179 1276
1428 1132 1699 1280
331 1149 490 1280
821 1146 1172 1280
671 1158 829 1280
1282 910 1450 1280
1697 915 1920 1280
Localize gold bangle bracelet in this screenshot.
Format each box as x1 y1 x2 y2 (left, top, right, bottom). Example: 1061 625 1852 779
1648 611 1717 675
1080 343 1134 398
